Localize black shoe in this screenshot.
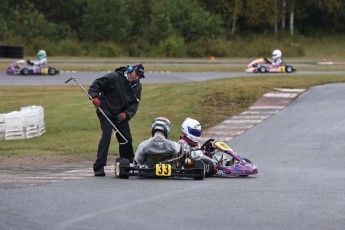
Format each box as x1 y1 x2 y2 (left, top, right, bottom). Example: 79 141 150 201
94 166 105 177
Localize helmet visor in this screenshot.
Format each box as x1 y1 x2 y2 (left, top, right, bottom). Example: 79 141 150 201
187 127 201 137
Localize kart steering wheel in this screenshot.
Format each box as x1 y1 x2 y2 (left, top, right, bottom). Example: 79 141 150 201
200 138 215 152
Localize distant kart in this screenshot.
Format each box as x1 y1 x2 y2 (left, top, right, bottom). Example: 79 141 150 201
200 139 258 177
6 59 59 75
245 58 296 73
115 149 205 180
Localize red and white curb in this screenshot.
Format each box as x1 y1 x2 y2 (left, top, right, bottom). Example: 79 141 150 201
201 88 305 142
0 166 114 188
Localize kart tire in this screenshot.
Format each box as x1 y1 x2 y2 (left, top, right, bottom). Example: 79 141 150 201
118 158 130 179
193 160 205 180
285 65 294 73
48 67 57 75
202 158 215 177
21 68 29 75
259 66 267 73
114 158 120 177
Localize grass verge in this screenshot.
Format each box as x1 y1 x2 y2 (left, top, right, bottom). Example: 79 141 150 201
1 73 345 157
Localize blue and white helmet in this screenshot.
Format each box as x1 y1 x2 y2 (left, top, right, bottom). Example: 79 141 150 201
151 117 171 138
181 118 202 143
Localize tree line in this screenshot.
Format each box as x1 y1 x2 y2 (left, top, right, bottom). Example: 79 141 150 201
0 0 343 57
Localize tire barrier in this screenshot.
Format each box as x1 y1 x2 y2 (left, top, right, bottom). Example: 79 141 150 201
0 45 24 58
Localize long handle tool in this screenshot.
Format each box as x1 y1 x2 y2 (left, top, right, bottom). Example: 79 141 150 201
65 77 128 145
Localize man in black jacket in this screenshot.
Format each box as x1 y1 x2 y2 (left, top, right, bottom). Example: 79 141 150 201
88 63 145 176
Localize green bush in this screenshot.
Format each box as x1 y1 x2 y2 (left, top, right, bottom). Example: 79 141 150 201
158 35 186 57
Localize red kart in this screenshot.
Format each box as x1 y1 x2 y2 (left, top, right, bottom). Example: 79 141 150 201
245 58 296 73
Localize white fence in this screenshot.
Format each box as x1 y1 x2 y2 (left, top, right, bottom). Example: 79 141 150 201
0 105 45 140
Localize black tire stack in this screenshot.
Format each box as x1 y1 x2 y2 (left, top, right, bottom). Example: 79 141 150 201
0 45 24 58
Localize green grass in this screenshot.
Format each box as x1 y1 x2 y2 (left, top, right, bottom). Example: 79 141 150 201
1 73 345 157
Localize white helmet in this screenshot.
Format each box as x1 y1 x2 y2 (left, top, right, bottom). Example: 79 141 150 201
37 50 47 60
181 118 202 143
151 117 171 138
272 49 282 60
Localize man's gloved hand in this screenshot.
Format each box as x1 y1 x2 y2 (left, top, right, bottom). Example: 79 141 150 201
116 112 127 123
191 150 203 160
92 98 100 107
264 57 271 64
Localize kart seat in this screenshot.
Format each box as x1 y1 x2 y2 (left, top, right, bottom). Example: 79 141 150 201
146 153 172 168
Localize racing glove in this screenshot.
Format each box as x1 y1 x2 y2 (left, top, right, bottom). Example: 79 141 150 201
116 112 127 123
264 57 271 64
92 98 100 107
191 150 203 160
26 59 33 65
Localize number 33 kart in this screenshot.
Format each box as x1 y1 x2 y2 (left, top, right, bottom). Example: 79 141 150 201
115 149 205 180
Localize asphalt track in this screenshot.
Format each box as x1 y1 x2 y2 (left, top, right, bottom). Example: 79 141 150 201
1 71 345 230
1 70 345 85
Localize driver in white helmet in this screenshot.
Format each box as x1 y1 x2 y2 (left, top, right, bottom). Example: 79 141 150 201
265 49 283 66
27 50 48 72
178 118 216 177
134 117 181 166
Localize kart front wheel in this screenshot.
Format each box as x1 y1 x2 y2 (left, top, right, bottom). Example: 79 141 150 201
259 66 267 73
21 68 29 75
202 158 215 177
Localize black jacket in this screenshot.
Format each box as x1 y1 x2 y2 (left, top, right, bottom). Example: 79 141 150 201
88 68 142 120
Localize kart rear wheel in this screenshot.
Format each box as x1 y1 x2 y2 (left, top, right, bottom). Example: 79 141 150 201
48 67 57 75
202 158 215 177
21 68 29 75
285 65 294 73
117 158 130 179
259 66 267 73
114 158 120 177
193 160 205 180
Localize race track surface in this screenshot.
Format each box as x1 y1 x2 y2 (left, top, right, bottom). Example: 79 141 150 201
2 70 345 85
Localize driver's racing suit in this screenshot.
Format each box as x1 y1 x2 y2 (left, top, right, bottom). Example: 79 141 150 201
134 132 180 165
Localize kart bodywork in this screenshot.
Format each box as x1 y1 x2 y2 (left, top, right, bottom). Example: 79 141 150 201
245 58 296 73
201 139 258 177
115 150 205 180
6 59 59 75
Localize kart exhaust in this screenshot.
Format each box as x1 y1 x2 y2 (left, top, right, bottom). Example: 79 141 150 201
65 77 128 145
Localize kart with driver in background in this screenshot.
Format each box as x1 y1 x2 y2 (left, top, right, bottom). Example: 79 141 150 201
245 57 296 73
6 59 59 75
115 147 205 180
200 139 258 177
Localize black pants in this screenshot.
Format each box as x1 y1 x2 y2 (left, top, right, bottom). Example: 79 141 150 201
93 112 134 171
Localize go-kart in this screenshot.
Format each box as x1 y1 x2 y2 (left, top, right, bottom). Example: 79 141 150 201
6 59 59 75
245 57 296 73
200 139 258 177
115 149 205 180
